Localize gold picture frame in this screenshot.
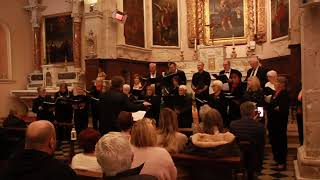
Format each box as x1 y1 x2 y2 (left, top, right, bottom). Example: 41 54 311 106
203 0 254 45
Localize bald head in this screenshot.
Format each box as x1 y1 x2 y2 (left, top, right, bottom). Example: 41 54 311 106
25 120 56 155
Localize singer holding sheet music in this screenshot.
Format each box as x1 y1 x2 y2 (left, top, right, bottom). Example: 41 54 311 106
144 63 163 96
54 83 74 140
32 87 55 122
191 62 211 114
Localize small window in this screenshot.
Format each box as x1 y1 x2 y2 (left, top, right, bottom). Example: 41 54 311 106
0 23 12 81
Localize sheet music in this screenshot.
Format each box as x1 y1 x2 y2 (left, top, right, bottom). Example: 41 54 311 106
132 111 146 121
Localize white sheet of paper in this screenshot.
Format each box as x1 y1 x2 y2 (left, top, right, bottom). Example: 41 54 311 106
132 111 146 121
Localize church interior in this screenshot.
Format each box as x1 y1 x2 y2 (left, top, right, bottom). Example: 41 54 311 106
0 0 320 179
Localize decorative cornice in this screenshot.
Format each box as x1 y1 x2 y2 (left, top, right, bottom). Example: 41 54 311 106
116 44 152 61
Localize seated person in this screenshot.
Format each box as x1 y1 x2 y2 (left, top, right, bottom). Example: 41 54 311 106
118 111 134 140
95 132 156 180
243 76 265 107
230 101 265 173
3 109 26 128
174 85 193 128
71 128 102 173
156 108 188 154
208 80 228 127
1 120 77 180
130 118 177 180
188 105 237 158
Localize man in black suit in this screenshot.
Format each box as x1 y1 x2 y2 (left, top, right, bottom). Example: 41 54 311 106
99 76 150 134
219 60 241 82
245 56 268 86
168 62 187 85
144 63 163 95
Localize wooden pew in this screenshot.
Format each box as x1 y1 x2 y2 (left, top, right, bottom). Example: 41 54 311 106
171 153 242 180
74 169 103 180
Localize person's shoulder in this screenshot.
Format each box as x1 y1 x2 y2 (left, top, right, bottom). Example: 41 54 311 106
51 158 77 178
176 132 188 141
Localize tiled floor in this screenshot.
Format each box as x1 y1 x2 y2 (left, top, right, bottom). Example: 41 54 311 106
55 141 296 180
258 151 296 180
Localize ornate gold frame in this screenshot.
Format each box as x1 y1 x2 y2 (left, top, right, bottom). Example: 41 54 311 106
204 0 252 45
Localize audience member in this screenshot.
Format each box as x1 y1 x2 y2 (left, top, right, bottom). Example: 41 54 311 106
130 119 177 180
3 110 26 128
268 76 289 170
118 111 134 140
230 101 265 174
71 128 102 173
157 108 188 154
96 132 156 180
1 120 77 180
188 106 237 158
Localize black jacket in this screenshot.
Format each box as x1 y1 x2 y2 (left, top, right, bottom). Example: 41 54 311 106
1 149 77 180
32 95 55 121
99 89 144 134
245 66 269 86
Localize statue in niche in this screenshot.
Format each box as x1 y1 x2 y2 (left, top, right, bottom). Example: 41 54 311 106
45 72 53 87
86 30 97 58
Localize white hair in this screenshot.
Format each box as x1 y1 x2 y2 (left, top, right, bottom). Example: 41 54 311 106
95 132 133 176
212 80 223 88
179 85 187 91
123 84 130 91
267 70 277 77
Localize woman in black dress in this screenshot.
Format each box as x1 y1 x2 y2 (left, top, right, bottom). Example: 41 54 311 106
208 80 228 127
268 76 289 170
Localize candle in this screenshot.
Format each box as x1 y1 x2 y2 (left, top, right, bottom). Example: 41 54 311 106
232 34 235 47
194 38 197 51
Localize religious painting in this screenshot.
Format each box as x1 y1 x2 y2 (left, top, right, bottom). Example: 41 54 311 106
270 0 289 41
124 0 145 47
204 0 251 45
152 0 179 46
44 14 73 64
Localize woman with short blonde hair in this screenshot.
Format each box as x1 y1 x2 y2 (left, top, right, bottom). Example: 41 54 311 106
130 118 177 180
157 108 188 153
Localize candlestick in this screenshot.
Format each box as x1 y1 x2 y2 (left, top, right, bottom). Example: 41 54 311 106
232 34 235 47
194 38 197 51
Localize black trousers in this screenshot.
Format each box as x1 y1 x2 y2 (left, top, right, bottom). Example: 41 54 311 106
268 114 288 165
91 109 99 130
296 113 303 145
74 110 89 135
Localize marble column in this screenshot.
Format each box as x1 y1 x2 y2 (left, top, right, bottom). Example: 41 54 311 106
72 16 82 69
24 0 46 72
294 5 320 180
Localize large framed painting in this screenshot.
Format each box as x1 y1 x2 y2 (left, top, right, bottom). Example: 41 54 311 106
204 0 251 45
43 14 73 64
124 0 145 47
270 0 290 41
152 0 179 47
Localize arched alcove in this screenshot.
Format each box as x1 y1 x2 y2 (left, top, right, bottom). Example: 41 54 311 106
0 22 12 80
